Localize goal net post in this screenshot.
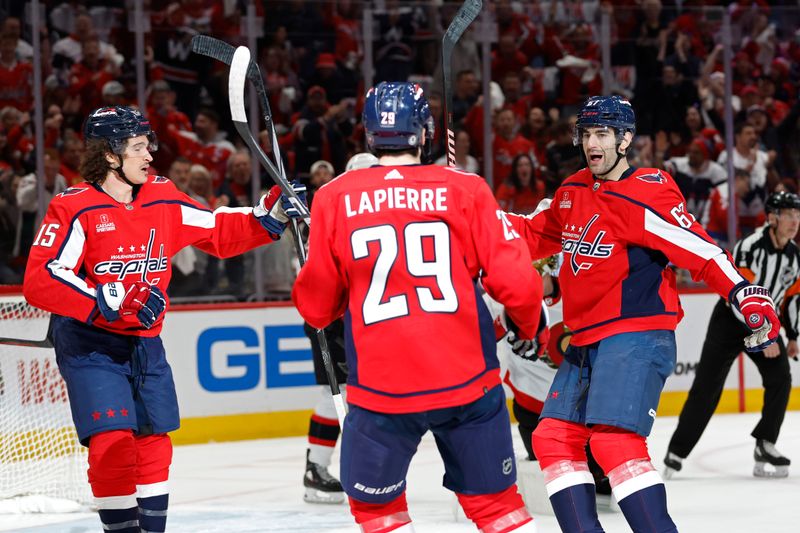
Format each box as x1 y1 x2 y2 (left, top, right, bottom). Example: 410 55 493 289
0 292 91 512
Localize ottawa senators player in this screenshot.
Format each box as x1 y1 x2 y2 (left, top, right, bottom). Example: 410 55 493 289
23 106 304 533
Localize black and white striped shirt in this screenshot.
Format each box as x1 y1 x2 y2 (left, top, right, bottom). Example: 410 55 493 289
733 226 800 339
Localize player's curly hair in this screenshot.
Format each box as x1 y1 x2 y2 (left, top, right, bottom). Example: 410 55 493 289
79 139 117 184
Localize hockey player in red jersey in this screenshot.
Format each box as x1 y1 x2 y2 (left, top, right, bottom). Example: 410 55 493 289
506 95 782 533
292 82 543 533
23 106 303 533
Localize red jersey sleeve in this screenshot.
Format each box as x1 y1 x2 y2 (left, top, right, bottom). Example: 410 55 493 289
507 199 563 261
23 196 98 323
291 184 347 329
631 174 747 301
166 180 275 258
471 181 543 339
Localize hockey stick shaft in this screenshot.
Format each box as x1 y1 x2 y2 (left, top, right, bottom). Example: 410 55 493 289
0 336 53 348
442 0 482 167
227 46 347 426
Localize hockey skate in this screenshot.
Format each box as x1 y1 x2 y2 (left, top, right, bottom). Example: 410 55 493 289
753 439 790 478
662 451 683 480
303 451 345 504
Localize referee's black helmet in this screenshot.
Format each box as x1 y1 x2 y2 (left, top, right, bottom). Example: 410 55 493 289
765 190 800 214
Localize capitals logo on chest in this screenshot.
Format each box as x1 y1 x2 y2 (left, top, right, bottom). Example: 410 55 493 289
562 214 614 275
93 228 168 284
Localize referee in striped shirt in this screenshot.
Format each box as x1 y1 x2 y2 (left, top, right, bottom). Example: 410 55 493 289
664 190 799 478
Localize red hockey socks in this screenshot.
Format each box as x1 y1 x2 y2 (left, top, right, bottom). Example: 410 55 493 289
135 433 172 533
457 485 534 532
349 492 412 533
88 430 139 533
532 418 603 533
590 425 677 532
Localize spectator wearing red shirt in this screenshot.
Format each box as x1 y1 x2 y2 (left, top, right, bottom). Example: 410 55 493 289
44 104 64 150
493 108 535 189
1 106 32 167
704 168 765 247
173 108 235 188
463 81 505 163
520 106 551 166
323 0 362 67
495 153 545 215
147 80 193 172
757 76 790 125
500 72 529 128
0 32 32 112
491 33 529 83
495 0 539 60
68 37 119 117
261 46 300 127
554 24 601 110
59 135 84 186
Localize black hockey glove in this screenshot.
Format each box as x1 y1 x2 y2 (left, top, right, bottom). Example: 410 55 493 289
505 307 547 361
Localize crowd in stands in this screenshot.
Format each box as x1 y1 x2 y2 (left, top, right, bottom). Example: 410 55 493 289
0 0 799 299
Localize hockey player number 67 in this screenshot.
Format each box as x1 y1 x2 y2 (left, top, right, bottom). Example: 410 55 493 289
352 221 458 325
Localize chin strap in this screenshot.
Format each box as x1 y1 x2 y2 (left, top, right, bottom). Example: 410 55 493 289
110 155 137 187
594 147 627 180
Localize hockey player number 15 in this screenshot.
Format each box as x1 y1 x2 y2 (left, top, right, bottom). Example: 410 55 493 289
33 223 60 248
352 221 458 325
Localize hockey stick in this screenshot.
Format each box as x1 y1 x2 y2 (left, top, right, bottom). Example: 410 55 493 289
0 337 52 348
442 0 482 167
0 302 53 348
225 45 347 427
191 35 309 222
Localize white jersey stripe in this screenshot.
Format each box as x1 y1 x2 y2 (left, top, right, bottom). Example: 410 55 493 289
181 205 254 229
47 219 96 298
644 210 744 286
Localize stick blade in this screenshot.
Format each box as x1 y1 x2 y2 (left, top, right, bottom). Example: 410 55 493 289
191 34 235 64
442 0 482 54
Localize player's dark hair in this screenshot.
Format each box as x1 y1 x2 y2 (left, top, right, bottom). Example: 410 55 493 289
79 139 116 184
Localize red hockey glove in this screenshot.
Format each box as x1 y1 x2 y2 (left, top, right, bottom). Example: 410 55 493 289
733 285 781 352
97 281 166 329
254 183 307 238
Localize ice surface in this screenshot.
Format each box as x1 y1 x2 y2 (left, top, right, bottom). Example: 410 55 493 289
3 411 798 532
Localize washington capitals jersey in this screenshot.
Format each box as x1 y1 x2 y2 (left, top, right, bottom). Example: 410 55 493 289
24 176 273 336
508 167 748 346
292 164 543 414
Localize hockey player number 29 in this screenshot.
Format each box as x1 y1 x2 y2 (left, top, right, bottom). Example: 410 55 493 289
351 221 458 325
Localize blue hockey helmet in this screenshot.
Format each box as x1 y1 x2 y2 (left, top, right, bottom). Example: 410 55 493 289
573 95 636 146
363 82 433 152
84 106 158 155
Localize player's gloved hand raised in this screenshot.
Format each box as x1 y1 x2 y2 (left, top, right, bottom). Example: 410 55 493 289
733 284 781 352
254 182 307 237
96 281 166 329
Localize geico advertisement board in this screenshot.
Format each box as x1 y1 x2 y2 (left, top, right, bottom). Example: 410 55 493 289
160 294 798 419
